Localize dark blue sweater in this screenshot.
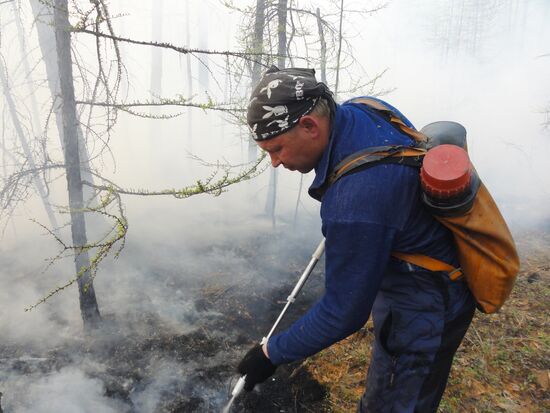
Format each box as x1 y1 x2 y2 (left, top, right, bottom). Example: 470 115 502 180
267 98 464 365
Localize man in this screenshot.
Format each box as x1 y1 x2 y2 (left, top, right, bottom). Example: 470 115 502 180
238 66 476 412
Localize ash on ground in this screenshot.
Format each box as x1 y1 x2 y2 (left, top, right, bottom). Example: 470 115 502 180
0 230 330 412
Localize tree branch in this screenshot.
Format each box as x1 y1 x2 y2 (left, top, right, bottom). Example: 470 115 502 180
81 152 268 199
74 28 274 66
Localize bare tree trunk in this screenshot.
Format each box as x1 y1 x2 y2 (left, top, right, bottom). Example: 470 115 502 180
316 7 327 84
0 58 60 233
334 0 344 99
197 7 210 92
1 113 7 179
248 0 266 162
148 0 164 171
118 2 128 99
250 0 266 94
29 0 95 204
54 0 101 329
293 174 303 228
294 6 326 229
277 0 288 69
150 0 164 97
13 3 41 135
185 0 194 153
265 0 288 228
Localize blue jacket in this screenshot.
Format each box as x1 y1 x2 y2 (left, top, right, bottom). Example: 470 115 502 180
267 98 471 365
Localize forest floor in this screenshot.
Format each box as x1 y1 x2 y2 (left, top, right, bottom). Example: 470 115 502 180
0 227 548 412
0 229 330 413
304 229 550 413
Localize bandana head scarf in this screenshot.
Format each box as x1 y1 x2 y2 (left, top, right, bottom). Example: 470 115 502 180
247 66 335 141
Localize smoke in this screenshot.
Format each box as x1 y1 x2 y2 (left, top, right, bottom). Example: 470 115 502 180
350 0 550 233
0 234 84 349
0 190 322 410
1 366 129 413
129 359 187 412
1 0 548 411
128 358 228 412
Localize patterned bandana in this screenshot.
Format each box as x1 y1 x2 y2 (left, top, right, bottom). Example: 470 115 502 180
247 66 335 141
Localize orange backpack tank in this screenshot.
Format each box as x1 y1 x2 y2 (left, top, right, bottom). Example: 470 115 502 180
324 97 519 313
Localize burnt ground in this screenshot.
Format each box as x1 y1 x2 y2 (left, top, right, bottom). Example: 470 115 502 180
1 228 548 412
0 230 331 412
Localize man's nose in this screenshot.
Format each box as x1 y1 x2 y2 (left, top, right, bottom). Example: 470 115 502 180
269 153 282 167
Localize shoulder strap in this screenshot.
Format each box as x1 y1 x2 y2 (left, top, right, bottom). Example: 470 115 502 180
324 99 462 278
309 144 425 201
320 145 462 279
349 97 429 144
327 145 426 187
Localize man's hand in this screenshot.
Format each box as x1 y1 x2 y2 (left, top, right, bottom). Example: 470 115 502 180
237 344 277 391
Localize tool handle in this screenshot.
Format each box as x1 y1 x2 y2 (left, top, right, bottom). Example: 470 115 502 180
222 376 247 413
264 238 325 341
231 376 246 396
312 238 326 260
223 239 325 412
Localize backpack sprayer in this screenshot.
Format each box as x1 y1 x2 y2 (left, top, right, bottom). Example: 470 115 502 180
221 239 326 413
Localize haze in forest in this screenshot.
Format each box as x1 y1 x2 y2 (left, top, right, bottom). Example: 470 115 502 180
0 0 548 411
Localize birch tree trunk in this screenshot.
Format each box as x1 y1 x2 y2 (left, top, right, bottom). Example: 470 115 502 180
54 0 101 328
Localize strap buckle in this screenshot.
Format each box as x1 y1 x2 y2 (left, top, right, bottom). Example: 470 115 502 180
448 267 464 281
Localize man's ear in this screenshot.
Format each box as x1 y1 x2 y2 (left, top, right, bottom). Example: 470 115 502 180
298 115 319 135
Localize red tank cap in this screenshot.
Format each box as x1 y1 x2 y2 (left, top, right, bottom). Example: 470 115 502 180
420 144 472 199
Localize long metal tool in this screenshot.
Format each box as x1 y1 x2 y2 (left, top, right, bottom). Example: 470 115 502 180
221 239 326 413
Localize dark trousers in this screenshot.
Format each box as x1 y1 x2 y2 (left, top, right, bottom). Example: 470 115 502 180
357 268 476 413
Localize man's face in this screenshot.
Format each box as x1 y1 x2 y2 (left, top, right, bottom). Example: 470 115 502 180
256 115 329 174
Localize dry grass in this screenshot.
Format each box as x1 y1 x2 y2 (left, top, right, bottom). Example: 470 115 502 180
305 230 550 413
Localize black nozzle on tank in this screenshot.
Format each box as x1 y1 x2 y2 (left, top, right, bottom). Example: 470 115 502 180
421 121 467 150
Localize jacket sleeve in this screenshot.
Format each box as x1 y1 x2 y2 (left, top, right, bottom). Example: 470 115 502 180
267 219 396 365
